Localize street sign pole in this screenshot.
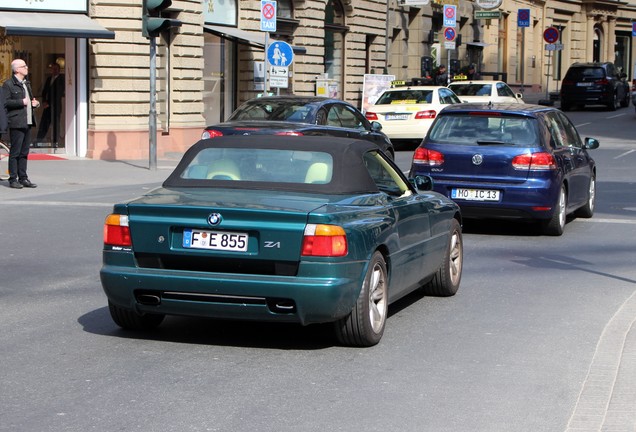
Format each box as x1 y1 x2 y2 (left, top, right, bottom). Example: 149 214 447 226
264 32 269 94
521 26 525 94
149 36 157 170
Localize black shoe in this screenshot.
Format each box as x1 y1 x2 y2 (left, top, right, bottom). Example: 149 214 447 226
9 181 23 189
19 179 37 188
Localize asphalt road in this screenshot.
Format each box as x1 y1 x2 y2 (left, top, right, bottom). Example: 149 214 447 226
1 106 635 432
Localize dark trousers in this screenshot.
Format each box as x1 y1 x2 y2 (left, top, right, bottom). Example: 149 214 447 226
8 127 32 182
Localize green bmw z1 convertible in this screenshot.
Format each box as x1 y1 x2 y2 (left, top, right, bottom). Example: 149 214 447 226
101 135 463 346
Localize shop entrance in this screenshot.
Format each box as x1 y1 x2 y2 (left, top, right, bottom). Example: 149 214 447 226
2 36 69 150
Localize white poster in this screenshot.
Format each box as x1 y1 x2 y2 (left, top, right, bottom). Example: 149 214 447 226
361 74 395 113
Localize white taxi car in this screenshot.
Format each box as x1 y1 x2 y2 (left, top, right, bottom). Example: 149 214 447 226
364 83 462 145
448 80 524 104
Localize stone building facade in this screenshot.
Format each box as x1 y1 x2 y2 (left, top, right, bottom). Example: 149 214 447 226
1 0 634 161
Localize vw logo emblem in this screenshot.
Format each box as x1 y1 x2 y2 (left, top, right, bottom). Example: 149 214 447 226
472 154 483 165
207 213 222 226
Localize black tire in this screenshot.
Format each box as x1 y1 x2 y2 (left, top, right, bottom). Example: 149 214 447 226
422 219 463 297
607 93 618 111
542 185 566 236
334 251 388 347
575 175 595 218
620 94 630 108
108 301 165 330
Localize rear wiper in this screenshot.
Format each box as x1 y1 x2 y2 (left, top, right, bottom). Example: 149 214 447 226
476 140 508 146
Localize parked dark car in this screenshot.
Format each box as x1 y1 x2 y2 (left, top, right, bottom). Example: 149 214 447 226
101 136 463 346
410 103 599 236
560 62 630 111
202 96 395 158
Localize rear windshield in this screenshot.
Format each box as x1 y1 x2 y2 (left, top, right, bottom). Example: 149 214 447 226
230 101 314 122
181 147 333 184
375 90 433 104
428 115 540 146
564 67 605 80
448 84 492 96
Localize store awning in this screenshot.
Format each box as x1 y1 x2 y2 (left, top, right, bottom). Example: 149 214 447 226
204 25 265 48
466 42 490 48
204 25 307 54
0 12 115 39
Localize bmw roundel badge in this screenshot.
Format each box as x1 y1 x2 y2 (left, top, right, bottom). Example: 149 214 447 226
207 212 222 226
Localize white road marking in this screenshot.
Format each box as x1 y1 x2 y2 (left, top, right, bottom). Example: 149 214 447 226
575 122 591 127
614 149 636 159
606 114 625 119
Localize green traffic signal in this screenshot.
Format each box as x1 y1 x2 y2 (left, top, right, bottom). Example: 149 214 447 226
142 0 182 38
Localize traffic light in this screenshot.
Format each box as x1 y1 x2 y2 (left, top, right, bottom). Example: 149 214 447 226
142 0 182 38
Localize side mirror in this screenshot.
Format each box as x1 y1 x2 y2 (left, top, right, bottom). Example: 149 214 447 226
410 175 434 191
516 93 524 100
371 121 383 132
584 137 600 149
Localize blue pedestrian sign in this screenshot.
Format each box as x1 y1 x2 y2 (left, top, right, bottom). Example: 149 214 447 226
518 9 530 27
267 41 294 66
261 1 277 32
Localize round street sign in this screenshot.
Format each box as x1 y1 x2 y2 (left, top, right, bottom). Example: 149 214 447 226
267 41 294 67
444 27 456 42
543 27 560 44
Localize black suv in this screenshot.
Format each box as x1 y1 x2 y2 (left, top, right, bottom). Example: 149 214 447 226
560 62 630 111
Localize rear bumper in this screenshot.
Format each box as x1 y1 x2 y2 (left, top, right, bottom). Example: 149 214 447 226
379 119 434 140
429 178 559 221
101 256 367 326
561 90 612 105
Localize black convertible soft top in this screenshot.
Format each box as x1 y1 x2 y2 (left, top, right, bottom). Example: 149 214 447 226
163 135 387 194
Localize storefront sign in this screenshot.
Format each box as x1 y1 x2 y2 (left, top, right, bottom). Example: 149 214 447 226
475 0 503 10
0 0 88 12
475 10 501 19
401 0 430 5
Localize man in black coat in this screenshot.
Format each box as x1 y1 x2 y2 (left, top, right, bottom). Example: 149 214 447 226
0 87 7 135
37 62 64 147
2 59 40 189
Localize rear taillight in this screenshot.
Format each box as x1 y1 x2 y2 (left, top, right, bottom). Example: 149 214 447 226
365 112 379 121
594 78 609 85
512 152 556 170
301 224 347 257
631 79 636 92
562 79 574 86
415 110 436 120
274 131 304 136
104 214 132 247
201 129 224 139
412 147 444 166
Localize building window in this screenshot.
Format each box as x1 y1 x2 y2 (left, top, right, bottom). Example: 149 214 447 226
325 0 347 96
273 0 299 40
